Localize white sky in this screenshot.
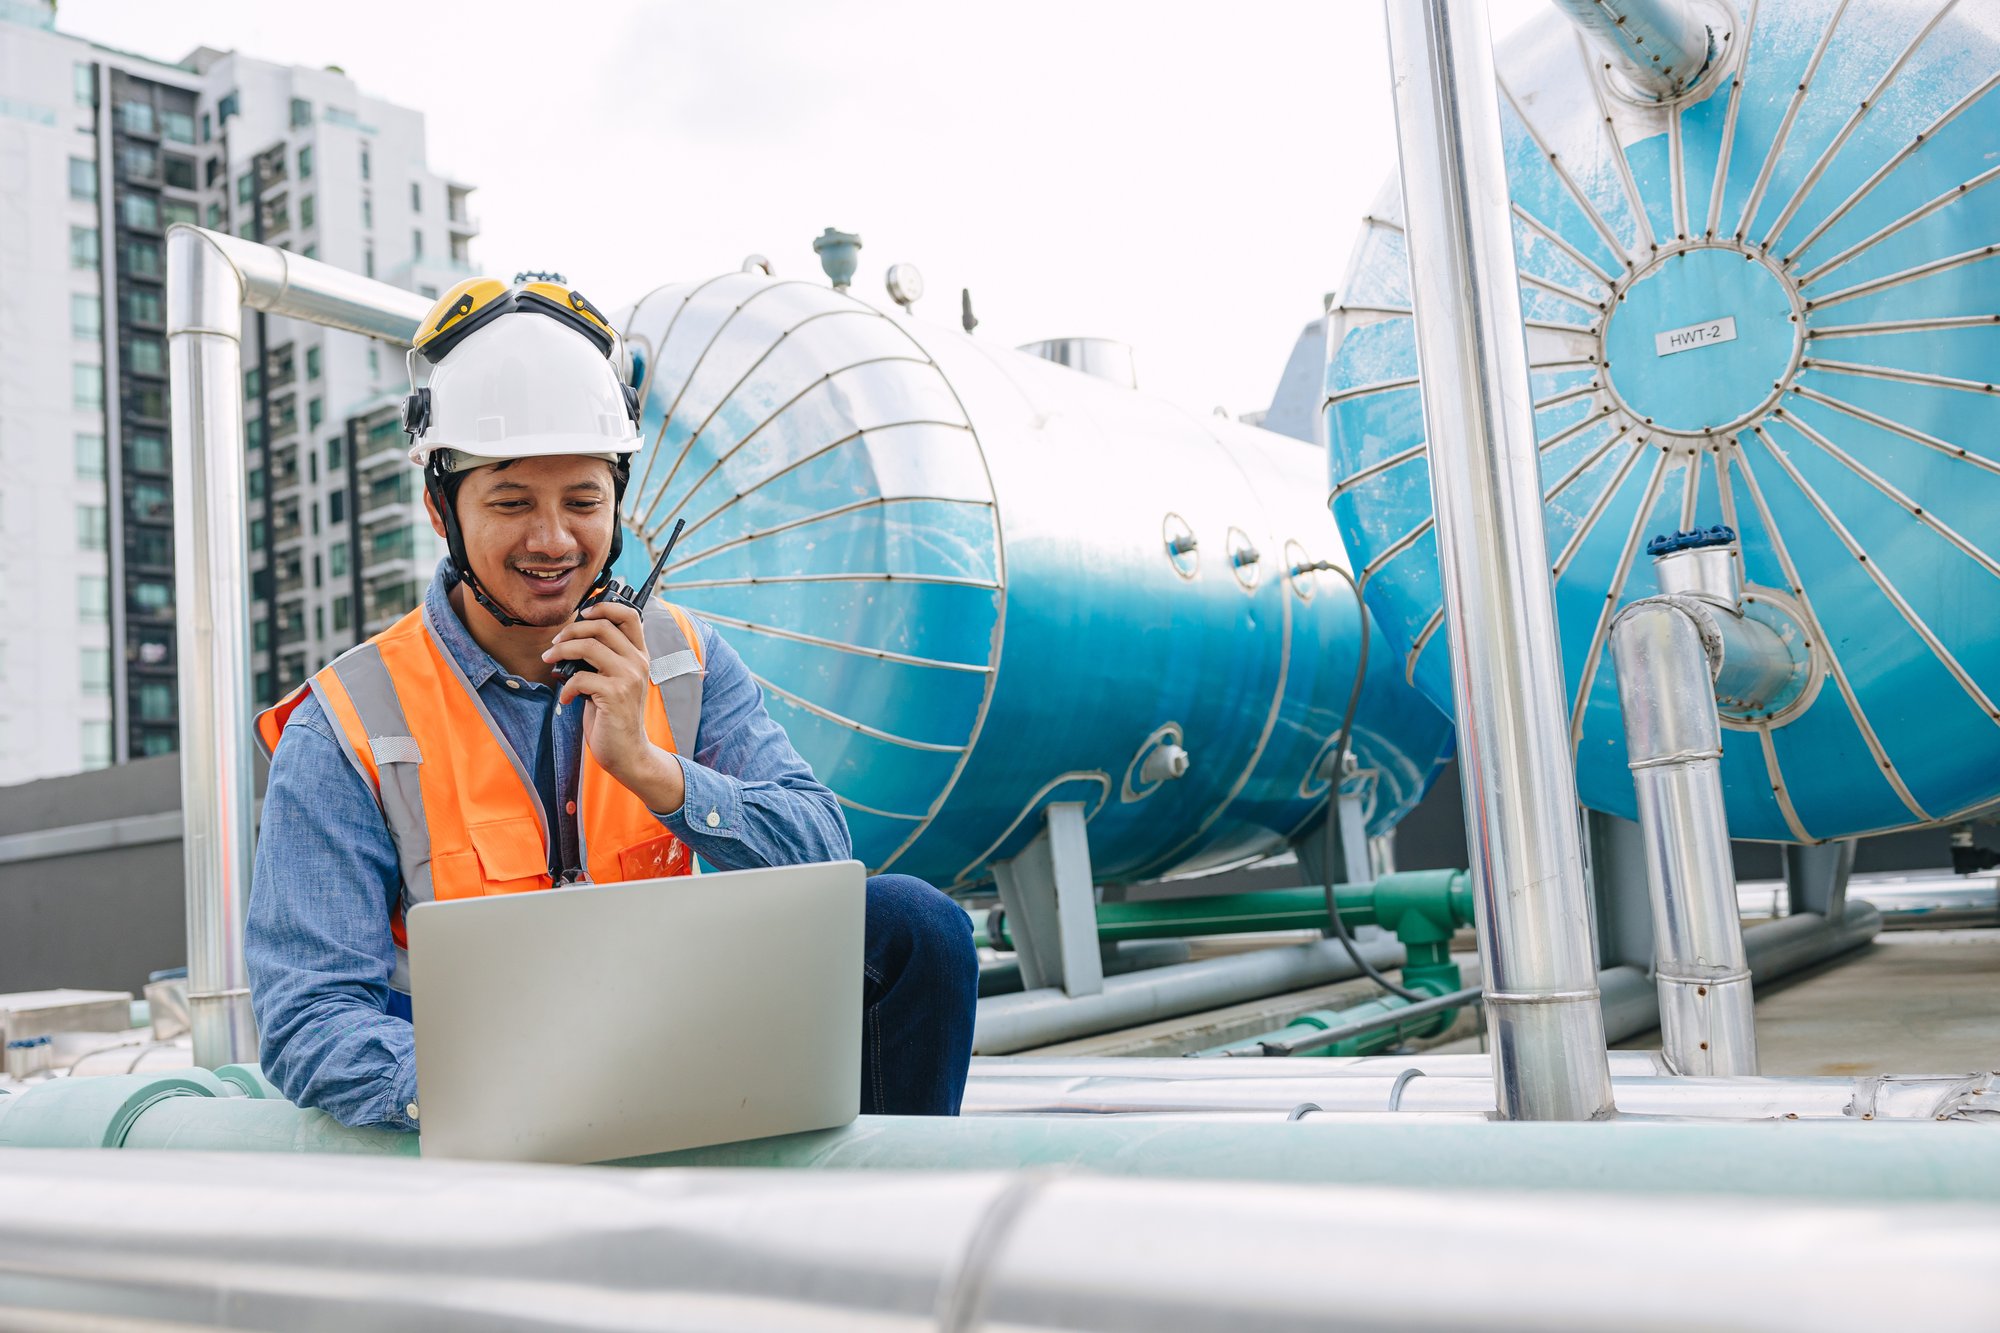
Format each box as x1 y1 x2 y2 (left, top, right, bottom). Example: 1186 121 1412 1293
57 0 1547 420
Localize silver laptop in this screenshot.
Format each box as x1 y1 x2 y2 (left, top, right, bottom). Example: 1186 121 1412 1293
408 860 865 1163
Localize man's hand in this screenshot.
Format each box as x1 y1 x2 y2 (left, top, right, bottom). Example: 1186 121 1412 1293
545 602 687 814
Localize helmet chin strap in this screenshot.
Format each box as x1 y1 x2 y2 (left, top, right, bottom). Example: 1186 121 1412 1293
424 455 629 630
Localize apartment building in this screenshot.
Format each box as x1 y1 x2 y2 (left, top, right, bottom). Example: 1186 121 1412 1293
0 2 476 781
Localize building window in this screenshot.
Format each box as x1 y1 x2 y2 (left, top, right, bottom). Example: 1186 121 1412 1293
116 99 154 136
120 192 159 230
137 731 175 758
290 97 312 128
71 293 101 341
307 346 322 382
206 202 222 228
70 225 99 269
326 434 342 469
131 383 166 420
330 541 348 577
410 181 421 212
69 156 96 200
126 336 166 377
411 228 423 259
246 418 265 449
73 62 96 107
161 109 195 144
162 154 197 190
77 503 107 549
81 721 112 769
360 145 370 180
299 193 315 229
244 366 262 399
199 112 211 142
79 575 108 621
363 245 374 278
131 479 171 521
121 238 162 277
124 288 163 325
76 433 105 480
161 200 197 229
129 430 169 472
361 195 372 228
298 145 314 180
315 605 325 639
217 90 239 123
73 364 102 411
133 579 173 617
333 594 351 632
132 526 171 567
137 679 175 721
249 516 267 548
81 647 111 693
117 143 157 180
301 243 317 260
329 490 346 524
308 397 324 430
237 172 254 205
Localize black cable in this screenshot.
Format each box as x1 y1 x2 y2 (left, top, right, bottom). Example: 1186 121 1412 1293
1300 559 1426 1003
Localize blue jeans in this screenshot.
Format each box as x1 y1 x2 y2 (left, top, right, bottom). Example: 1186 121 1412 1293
862 875 978 1115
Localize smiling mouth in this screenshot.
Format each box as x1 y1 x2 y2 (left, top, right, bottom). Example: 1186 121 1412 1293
515 566 579 586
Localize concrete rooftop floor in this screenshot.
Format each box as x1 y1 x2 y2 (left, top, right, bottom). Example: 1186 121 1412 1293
1672 927 2000 1077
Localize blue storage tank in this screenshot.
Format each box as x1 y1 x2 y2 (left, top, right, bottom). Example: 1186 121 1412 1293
1326 0 2000 842
612 272 1454 890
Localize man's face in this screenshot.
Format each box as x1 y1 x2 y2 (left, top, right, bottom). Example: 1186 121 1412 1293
425 454 617 628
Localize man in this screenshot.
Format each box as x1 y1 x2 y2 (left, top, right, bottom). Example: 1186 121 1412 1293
246 276 978 1131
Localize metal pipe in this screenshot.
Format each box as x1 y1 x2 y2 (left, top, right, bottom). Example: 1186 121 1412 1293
973 934 1407 1055
1383 0 1614 1120
1611 598 1757 1075
7 1152 2000 1331
168 229 259 1069
958 1067 1997 1121
166 226 428 1069
1612 531 1806 1077
1550 0 1714 101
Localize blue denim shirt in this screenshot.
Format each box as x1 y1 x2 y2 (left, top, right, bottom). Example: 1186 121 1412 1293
245 559 852 1130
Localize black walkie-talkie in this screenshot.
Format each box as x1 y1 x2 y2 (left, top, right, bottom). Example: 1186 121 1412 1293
554 519 686 686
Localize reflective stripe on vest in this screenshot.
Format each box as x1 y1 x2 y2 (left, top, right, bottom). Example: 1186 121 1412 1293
257 597 707 994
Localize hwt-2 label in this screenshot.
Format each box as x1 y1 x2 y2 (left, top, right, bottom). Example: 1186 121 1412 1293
1654 316 1738 357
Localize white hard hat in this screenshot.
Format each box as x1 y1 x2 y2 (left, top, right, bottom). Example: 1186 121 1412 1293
401 277 643 470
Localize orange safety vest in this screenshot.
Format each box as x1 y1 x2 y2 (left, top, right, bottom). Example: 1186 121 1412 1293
256 595 706 992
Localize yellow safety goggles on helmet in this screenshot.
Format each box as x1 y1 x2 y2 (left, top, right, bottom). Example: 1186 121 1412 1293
403 276 637 437
413 276 618 364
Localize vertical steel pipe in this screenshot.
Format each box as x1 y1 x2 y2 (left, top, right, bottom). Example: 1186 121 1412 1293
166 226 428 1068
1610 600 1756 1075
1550 0 1714 100
1381 0 1614 1120
167 227 260 1067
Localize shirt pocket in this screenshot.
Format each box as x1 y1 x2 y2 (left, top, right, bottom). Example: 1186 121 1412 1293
465 818 552 895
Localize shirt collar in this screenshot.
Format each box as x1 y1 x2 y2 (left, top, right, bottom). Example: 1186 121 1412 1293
423 557 504 689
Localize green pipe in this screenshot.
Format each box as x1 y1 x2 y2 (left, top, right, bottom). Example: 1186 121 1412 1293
121 1094 418 1155
214 1064 286 1100
11 1077 1997 1206
628 1116 2000 1202
0 1074 410 1156
983 870 1472 951
0 1071 233 1150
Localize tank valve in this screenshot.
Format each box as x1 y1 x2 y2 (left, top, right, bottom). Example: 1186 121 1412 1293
1233 543 1261 568
1140 744 1191 784
1168 532 1198 556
